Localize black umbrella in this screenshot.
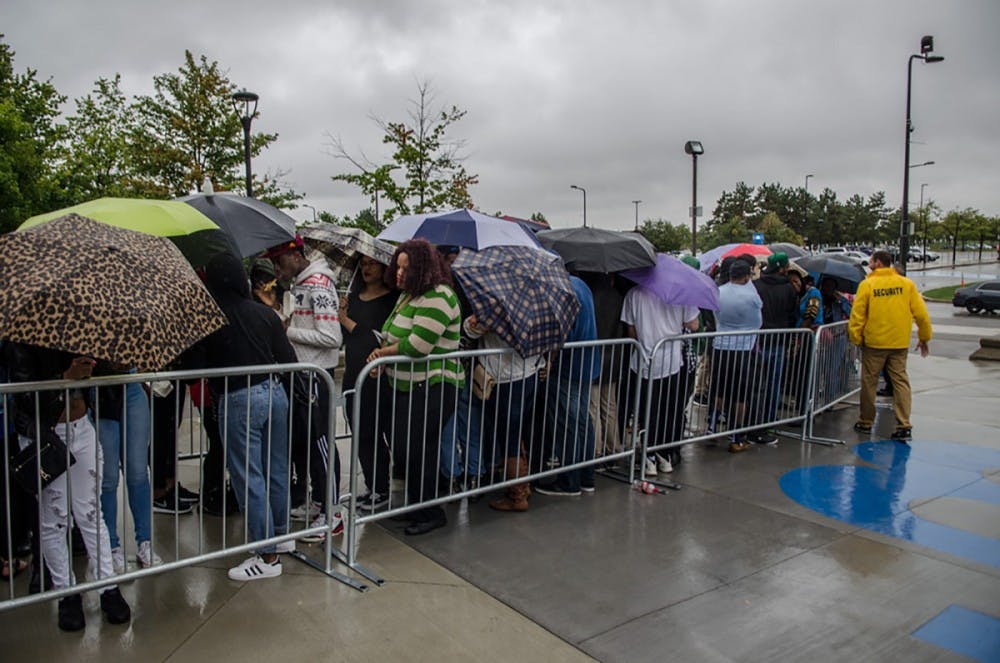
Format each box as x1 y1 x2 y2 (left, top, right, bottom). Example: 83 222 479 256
767 242 810 259
179 193 297 257
536 227 656 272
793 256 867 294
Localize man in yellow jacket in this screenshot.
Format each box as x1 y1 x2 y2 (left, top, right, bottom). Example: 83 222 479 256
848 250 932 441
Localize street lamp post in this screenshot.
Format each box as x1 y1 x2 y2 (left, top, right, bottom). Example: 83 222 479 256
805 174 813 192
570 185 587 227
303 204 317 223
231 89 259 198
684 141 704 255
632 200 642 231
919 183 929 260
900 36 944 275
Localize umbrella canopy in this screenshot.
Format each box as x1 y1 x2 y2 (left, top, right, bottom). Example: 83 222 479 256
792 255 867 294
179 193 297 257
619 253 720 311
695 243 741 273
535 227 656 273
767 242 810 259
0 214 227 371
720 243 772 261
377 209 542 250
299 223 394 282
451 246 580 357
22 197 238 268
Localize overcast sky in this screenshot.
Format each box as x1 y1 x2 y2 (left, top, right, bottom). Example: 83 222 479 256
3 0 998 230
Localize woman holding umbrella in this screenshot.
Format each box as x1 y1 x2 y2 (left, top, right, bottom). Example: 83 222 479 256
367 239 464 535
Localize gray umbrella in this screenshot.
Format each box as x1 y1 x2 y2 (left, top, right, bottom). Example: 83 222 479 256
767 242 810 259
536 227 656 273
179 193 297 257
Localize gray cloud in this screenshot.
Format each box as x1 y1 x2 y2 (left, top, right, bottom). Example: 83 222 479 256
2 0 997 230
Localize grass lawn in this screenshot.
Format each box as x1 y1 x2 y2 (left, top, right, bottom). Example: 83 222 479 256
923 282 984 302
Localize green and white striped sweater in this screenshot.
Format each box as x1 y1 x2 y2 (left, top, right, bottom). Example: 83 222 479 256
381 285 465 391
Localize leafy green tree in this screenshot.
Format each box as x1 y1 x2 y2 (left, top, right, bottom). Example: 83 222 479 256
329 80 477 220
757 212 803 245
701 216 750 249
60 75 138 200
317 207 383 237
639 218 690 252
130 50 300 207
0 36 67 231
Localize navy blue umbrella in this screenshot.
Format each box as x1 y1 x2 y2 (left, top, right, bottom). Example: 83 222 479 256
378 209 542 250
452 246 580 357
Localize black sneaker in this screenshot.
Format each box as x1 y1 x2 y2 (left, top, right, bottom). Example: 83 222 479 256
356 492 389 512
749 431 778 446
890 427 912 442
853 422 872 434
153 489 194 514
175 483 200 503
201 486 239 517
58 593 85 632
534 483 581 497
100 587 131 624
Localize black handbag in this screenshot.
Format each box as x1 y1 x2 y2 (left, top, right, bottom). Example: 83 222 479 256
11 430 75 495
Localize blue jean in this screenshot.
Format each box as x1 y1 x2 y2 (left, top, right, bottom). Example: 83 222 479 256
222 379 289 554
483 376 538 463
98 382 152 549
439 381 485 479
546 375 595 491
758 344 786 425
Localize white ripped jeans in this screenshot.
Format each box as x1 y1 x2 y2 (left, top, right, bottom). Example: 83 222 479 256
20 415 116 590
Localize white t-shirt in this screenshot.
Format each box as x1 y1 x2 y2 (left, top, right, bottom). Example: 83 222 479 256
621 287 699 379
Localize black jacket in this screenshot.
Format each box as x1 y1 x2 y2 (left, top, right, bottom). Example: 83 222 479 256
754 272 798 330
195 253 298 394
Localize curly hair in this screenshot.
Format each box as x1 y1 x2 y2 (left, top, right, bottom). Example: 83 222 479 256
386 238 453 295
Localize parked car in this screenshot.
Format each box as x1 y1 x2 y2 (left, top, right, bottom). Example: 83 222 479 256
908 247 940 262
821 251 868 267
952 281 1000 314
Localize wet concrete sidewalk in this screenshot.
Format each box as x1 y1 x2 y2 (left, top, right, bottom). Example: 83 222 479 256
1 355 997 662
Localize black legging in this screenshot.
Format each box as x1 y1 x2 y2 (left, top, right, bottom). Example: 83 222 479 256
385 381 457 523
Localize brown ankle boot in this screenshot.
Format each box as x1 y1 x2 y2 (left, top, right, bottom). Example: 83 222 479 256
489 457 531 512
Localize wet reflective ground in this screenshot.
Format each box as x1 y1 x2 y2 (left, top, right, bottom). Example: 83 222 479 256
2 347 998 661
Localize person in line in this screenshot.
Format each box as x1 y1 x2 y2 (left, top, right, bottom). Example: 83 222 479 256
367 239 464 536
534 275 600 496
200 253 297 581
581 272 626 462
94 367 163 573
848 250 932 441
786 271 824 415
339 255 396 512
748 252 798 445
4 344 131 631
819 277 854 403
708 260 762 453
461 313 545 513
266 236 343 541
619 280 699 474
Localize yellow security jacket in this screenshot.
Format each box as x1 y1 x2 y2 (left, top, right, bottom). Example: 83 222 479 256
848 267 932 349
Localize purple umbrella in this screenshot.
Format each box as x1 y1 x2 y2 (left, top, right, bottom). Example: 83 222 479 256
619 253 720 311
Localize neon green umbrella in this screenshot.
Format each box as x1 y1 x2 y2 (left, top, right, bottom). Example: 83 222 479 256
21 198 238 268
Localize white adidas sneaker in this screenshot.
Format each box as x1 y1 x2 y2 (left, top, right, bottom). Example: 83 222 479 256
227 555 282 581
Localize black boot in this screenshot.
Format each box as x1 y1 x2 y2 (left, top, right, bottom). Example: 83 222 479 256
100 587 131 625
29 558 54 595
58 593 85 632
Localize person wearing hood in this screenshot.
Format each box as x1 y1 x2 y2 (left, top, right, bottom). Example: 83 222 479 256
265 236 343 541
201 252 297 581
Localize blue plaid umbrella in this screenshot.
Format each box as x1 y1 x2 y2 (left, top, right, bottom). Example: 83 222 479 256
452 246 580 358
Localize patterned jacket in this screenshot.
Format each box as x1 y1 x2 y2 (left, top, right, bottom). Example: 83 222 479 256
287 260 342 369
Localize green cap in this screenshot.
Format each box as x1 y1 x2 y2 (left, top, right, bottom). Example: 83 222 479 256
767 252 789 269
681 255 701 270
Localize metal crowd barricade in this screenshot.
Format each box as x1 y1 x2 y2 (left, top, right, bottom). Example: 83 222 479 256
638 328 818 470
802 321 861 444
344 339 644 568
0 361 360 613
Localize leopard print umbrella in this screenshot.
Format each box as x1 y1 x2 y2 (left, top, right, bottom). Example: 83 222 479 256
0 214 228 371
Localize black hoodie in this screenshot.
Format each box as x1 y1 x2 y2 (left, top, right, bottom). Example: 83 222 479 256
753 270 798 330
198 253 297 392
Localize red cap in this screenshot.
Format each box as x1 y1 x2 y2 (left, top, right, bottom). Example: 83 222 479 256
262 234 304 259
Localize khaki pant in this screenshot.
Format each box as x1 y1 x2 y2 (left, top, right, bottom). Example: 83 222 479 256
589 381 620 456
859 347 911 429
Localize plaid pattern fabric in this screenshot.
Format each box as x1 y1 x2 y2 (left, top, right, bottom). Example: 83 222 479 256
452 246 580 358
299 224 394 283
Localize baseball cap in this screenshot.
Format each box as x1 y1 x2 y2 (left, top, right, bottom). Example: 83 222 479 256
766 252 789 270
262 234 304 259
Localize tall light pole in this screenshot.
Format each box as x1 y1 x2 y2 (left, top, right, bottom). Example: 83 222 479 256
900 36 944 275
231 89 259 198
684 141 704 255
570 185 587 227
805 174 814 192
919 183 929 259
632 200 642 231
910 160 935 169
302 204 317 223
